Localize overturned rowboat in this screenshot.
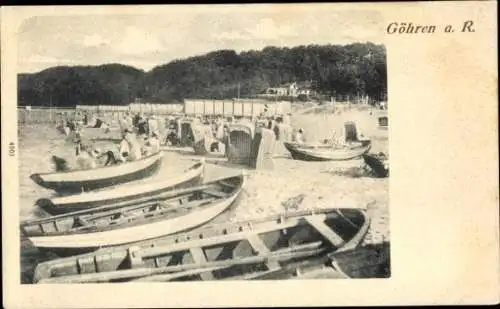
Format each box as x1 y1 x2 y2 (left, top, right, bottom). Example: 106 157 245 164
21 174 245 255
362 153 389 178
32 207 369 283
284 140 371 161
36 159 205 215
30 152 164 194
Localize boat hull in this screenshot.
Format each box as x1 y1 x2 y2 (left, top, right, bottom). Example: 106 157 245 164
362 154 389 178
32 208 370 283
25 176 244 253
30 152 164 194
37 161 205 215
284 141 371 161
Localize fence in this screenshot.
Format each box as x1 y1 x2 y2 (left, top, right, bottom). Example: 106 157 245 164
75 103 184 114
18 100 291 125
18 107 76 124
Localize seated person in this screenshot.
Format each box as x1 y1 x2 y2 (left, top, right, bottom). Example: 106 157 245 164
143 131 161 155
328 130 345 148
117 131 131 162
75 145 97 170
294 128 304 144
165 125 179 146
52 155 70 172
101 150 123 166
125 131 143 161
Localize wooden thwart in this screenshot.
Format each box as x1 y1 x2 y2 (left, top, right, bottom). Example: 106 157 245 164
305 216 345 247
247 234 280 270
131 266 226 282
190 247 214 280
72 197 217 231
203 188 230 198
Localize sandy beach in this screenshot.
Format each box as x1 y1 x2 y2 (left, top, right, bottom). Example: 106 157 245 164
19 106 389 282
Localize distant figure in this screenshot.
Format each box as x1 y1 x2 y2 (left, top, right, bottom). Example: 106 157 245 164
295 128 304 144
76 145 97 170
66 119 76 132
125 131 143 161
118 132 131 161
119 114 130 134
165 125 179 146
136 114 149 136
93 118 103 128
148 115 159 135
52 155 70 172
102 150 123 166
143 131 161 155
328 129 345 148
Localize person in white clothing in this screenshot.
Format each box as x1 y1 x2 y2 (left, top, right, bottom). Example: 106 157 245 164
143 131 161 155
125 131 142 161
295 128 304 144
75 145 97 170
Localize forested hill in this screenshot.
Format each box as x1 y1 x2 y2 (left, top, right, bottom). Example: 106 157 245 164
18 43 387 107
18 64 146 108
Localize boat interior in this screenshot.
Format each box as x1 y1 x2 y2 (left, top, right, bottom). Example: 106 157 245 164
35 209 367 283
22 175 243 237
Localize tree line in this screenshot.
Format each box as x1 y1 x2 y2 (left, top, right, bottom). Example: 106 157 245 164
18 42 387 108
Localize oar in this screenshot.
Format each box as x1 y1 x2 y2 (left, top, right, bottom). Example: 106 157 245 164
126 246 327 283
129 266 227 282
38 244 325 284
134 241 324 282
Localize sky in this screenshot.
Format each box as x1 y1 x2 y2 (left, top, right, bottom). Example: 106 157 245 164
17 6 384 74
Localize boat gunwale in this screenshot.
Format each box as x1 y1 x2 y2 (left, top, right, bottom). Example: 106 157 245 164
32 151 164 179
46 160 205 205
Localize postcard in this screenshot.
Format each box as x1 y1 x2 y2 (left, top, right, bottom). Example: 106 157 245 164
2 2 498 307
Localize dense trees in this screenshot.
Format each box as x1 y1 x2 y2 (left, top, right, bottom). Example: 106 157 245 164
18 43 387 107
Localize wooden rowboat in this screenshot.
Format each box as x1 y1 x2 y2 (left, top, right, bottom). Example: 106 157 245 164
362 153 389 178
30 152 164 194
32 207 369 283
284 140 371 161
36 159 205 215
21 175 245 254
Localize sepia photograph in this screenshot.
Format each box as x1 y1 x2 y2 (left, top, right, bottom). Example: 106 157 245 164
17 9 390 284
3 2 498 307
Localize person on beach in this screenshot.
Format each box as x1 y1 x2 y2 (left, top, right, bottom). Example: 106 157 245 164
165 124 179 146
52 155 70 172
328 129 345 148
125 130 143 161
117 131 131 162
295 128 304 144
75 144 97 170
136 114 149 137
143 131 161 155
148 115 159 135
